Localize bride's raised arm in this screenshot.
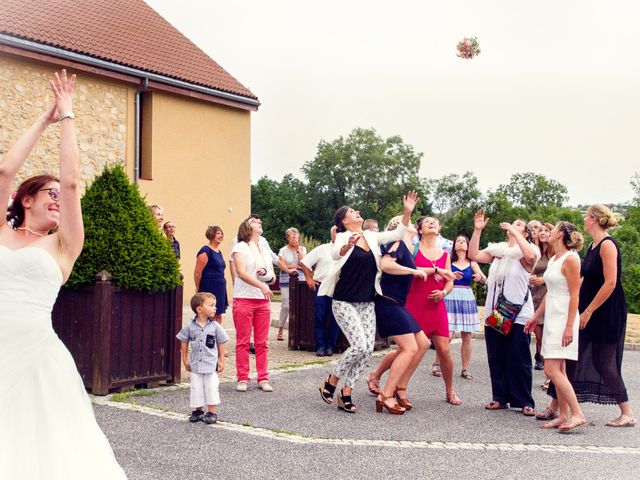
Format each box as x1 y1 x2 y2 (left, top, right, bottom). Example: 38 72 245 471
49 70 84 262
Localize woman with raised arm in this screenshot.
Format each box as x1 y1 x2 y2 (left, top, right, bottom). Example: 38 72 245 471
318 192 418 414
405 216 461 405
469 210 540 417
0 70 127 477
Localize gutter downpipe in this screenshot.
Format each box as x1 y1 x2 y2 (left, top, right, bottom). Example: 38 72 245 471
134 78 149 185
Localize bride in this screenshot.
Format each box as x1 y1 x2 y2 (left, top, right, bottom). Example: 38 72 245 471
0 70 127 478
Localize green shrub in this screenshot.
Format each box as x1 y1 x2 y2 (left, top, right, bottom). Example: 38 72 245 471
613 223 640 314
66 165 181 292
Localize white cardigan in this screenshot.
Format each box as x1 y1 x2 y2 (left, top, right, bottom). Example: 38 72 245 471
317 222 407 298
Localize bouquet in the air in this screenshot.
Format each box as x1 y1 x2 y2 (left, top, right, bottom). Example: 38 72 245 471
456 37 481 59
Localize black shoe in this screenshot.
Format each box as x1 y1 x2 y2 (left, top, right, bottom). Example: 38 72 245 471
535 360 544 370
189 410 205 423
324 348 334 356
249 343 256 354
203 412 218 425
316 348 325 357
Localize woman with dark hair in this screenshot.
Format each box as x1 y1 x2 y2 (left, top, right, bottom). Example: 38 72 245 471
163 221 181 259
525 222 587 432
194 225 228 323
0 70 126 477
405 216 461 405
441 235 486 380
531 222 554 374
318 191 418 414
469 211 540 416
542 205 636 427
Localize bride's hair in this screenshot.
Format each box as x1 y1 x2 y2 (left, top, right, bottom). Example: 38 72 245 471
6 174 59 228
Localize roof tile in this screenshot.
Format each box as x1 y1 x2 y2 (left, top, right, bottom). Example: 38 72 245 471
0 0 257 100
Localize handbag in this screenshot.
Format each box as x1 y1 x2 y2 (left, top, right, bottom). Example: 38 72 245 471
485 280 529 335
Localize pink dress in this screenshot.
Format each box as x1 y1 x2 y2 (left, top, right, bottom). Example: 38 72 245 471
405 249 450 338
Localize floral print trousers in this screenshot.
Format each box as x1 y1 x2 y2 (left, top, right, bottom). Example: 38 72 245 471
332 300 376 388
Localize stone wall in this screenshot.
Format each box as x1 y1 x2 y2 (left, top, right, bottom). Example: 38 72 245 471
0 56 129 191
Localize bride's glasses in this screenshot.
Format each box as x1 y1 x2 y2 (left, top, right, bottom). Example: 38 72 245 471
38 188 60 202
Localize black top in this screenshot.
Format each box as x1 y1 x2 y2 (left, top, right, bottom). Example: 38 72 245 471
379 241 415 306
334 245 377 302
170 237 181 259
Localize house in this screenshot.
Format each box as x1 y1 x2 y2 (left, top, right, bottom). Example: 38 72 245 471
0 0 259 300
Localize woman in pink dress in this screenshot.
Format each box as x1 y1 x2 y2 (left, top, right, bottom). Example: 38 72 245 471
405 216 461 405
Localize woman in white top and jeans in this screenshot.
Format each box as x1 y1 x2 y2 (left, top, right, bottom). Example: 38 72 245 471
318 191 419 413
469 210 540 416
232 216 275 392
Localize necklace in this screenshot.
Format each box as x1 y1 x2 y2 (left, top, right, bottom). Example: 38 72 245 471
17 227 47 238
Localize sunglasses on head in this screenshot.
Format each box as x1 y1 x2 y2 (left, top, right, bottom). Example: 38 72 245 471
38 188 60 202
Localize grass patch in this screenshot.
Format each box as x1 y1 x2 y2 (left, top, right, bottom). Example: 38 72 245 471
110 389 157 403
242 421 252 427
627 314 640 345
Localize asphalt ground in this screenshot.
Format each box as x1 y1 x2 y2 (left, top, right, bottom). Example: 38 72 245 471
95 339 640 480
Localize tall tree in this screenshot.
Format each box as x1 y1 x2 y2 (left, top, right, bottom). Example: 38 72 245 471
499 172 569 209
302 128 425 223
425 171 482 216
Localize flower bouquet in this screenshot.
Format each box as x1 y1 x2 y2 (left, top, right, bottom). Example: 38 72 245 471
456 37 481 59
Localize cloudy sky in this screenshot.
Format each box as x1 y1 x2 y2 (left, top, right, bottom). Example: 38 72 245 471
145 0 639 205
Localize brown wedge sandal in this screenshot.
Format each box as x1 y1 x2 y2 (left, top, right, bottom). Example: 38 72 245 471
394 387 413 410
376 393 406 415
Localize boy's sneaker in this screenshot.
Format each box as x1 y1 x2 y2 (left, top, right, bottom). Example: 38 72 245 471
236 381 248 392
189 410 205 423
203 412 218 425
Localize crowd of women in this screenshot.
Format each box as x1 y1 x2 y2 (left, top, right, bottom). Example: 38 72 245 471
188 185 635 432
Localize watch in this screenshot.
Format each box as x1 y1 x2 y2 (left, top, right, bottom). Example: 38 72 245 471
59 111 75 122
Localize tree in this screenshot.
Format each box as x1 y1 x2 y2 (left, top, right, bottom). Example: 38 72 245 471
425 171 482 217
499 172 569 209
301 128 425 223
67 165 181 291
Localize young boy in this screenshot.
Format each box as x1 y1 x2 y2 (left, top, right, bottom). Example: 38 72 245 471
177 292 229 424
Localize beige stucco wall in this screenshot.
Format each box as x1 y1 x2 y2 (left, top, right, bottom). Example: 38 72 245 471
0 55 130 188
137 92 251 302
1 54 252 303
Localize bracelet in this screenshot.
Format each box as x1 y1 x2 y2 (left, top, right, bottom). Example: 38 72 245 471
585 309 593 316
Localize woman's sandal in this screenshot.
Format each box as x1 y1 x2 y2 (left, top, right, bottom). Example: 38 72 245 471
277 331 284 341
535 408 558 421
606 415 637 427
460 369 473 380
366 374 380 396
541 417 566 429
559 416 587 433
376 393 406 415
337 389 357 413
431 363 442 377
522 406 535 417
394 387 413 410
446 391 462 406
485 401 507 410
319 376 336 405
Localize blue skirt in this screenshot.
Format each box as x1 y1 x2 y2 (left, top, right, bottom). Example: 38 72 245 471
444 286 480 332
374 296 422 338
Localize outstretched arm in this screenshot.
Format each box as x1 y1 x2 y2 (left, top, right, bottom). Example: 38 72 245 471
469 210 493 264
51 70 84 265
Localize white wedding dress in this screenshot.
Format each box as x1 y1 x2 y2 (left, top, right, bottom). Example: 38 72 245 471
0 245 127 479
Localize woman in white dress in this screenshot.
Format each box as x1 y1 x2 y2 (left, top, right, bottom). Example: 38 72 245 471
525 222 586 433
0 70 127 478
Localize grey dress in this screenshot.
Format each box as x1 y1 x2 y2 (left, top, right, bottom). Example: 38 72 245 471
530 254 549 325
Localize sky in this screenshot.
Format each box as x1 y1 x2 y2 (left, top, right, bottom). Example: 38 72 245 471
145 0 639 206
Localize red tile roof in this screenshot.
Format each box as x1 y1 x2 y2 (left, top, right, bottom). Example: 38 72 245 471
0 0 257 101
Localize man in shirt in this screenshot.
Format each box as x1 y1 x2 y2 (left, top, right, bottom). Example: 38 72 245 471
300 226 340 356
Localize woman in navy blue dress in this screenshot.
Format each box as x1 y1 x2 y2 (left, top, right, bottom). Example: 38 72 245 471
194 226 229 323
365 216 430 414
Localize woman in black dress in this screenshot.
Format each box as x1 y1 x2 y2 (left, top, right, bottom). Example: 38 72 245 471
194 225 228 323
541 205 635 426
365 216 430 414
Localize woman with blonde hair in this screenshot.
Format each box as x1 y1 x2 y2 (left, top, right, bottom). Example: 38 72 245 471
525 222 587 432
544 205 635 427
277 227 306 341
